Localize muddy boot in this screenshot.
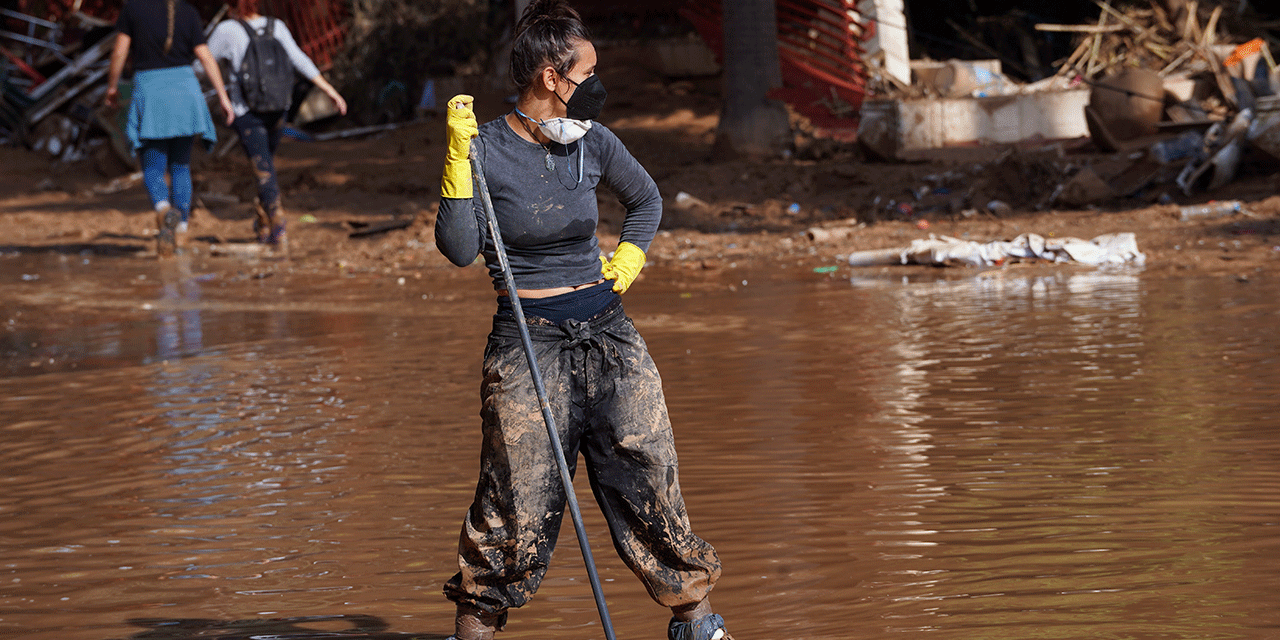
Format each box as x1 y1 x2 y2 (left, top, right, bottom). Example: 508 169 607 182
252 198 271 243
261 202 288 255
155 201 178 258
670 600 733 640
448 605 506 640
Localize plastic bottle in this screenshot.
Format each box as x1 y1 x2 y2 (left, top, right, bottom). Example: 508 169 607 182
987 200 1012 216
1179 200 1243 222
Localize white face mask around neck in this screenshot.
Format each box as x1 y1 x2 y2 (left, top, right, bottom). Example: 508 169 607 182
516 109 591 145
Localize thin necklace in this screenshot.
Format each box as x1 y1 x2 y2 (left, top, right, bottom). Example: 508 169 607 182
515 111 555 172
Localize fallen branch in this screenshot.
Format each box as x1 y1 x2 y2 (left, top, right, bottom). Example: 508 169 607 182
1159 46 1195 76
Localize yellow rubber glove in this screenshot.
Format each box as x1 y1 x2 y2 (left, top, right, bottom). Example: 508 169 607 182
600 241 646 294
441 94 478 199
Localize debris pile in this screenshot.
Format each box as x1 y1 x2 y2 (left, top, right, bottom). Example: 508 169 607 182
1058 1 1280 203
1 8 132 171
857 0 1280 207
847 232 1146 268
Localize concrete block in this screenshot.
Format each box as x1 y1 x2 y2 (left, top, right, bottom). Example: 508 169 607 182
859 88 1091 158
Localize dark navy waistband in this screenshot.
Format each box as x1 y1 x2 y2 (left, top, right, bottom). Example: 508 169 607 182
492 296 626 341
496 279 619 324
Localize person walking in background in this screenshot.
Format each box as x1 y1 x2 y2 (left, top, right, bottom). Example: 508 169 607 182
434 2 733 640
203 0 347 252
106 0 233 258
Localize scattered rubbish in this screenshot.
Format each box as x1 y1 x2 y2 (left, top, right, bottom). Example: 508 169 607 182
346 214 416 238
1085 67 1164 151
209 243 269 257
812 265 839 273
1150 132 1205 164
986 200 1012 216
299 214 318 223
280 126 315 142
310 120 425 142
673 191 710 211
805 220 863 243
846 232 1146 268
1178 200 1246 222
1247 96 1280 160
846 247 907 267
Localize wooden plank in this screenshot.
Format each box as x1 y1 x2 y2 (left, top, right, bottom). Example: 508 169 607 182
1036 23 1126 33
25 35 111 102
1183 0 1201 44
1202 5 1222 47
1159 46 1195 76
24 63 106 124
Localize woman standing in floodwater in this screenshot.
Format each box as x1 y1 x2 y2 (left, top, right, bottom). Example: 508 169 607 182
432 2 734 640
106 0 233 257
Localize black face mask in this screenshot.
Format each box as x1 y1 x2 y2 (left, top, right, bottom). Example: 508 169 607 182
557 73 607 121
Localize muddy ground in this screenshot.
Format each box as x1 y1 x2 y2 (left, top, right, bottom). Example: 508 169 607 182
4 44 1280 284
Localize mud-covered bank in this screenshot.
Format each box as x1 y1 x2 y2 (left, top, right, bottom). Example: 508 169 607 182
4 128 1278 288
4 39 1280 284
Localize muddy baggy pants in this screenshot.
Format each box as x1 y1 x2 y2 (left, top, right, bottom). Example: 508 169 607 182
444 300 721 615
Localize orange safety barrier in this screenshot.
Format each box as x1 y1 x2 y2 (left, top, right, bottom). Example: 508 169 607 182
269 0 348 70
1223 37 1264 68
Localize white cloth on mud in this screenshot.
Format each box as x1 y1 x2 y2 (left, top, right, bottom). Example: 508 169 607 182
897 232 1145 267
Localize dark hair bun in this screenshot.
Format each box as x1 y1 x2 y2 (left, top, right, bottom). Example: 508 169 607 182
510 0 591 92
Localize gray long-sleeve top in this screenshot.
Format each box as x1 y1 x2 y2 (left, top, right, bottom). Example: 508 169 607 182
435 117 663 291
201 17 320 117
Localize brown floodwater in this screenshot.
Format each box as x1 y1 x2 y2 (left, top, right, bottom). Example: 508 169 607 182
3 252 1279 640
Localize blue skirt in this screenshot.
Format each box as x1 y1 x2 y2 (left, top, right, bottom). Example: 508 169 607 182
126 66 218 154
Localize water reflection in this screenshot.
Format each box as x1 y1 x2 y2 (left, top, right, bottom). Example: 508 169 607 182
836 268 1280 637
3 262 1280 640
154 259 206 361
110 614 443 640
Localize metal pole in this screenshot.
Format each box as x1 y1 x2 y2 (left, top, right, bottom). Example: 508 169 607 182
470 139 618 640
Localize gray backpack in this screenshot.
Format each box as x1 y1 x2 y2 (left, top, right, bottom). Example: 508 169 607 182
236 18 294 113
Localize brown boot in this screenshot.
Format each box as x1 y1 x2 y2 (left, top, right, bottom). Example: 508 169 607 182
252 198 271 243
670 600 733 640
155 201 177 258
450 605 506 640
260 201 288 255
